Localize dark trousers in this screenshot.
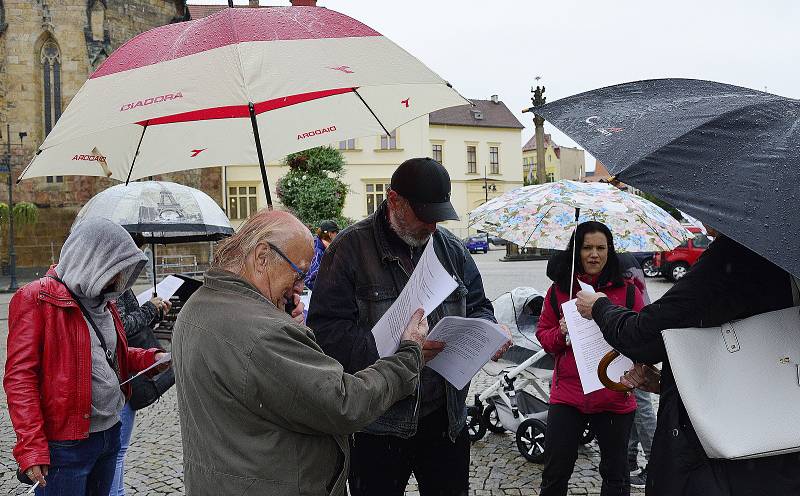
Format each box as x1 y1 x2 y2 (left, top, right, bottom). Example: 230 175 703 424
541 404 634 496
36 422 121 496
348 407 469 496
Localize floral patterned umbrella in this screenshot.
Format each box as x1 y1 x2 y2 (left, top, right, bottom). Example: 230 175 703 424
469 180 691 252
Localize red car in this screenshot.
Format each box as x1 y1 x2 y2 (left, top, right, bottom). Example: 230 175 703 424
653 227 713 281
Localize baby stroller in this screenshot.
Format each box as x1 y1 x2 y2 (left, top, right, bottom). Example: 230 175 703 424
466 287 595 463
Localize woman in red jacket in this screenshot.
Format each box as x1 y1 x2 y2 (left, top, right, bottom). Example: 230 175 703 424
3 219 168 495
536 221 644 496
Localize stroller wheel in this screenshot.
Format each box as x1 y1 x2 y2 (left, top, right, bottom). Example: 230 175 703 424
580 423 595 445
466 405 487 442
482 404 506 434
516 418 547 463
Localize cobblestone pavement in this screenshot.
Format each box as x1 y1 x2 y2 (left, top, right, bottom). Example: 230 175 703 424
0 253 670 495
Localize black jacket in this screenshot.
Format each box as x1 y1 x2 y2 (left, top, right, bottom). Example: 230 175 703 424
117 289 175 410
591 236 800 495
306 201 495 440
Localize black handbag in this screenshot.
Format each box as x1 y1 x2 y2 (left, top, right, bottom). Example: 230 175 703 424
129 367 175 411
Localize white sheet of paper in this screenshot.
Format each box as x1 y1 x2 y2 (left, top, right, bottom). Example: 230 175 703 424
561 299 632 394
371 241 459 357
300 290 312 312
119 352 171 385
426 316 508 390
136 275 185 306
577 280 595 294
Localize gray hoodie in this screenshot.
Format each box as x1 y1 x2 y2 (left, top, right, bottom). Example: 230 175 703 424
56 218 147 432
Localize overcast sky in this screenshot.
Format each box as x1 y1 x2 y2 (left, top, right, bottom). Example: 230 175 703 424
190 0 800 170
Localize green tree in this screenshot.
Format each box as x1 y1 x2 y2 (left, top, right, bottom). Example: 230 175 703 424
0 201 39 226
640 191 682 220
276 146 350 228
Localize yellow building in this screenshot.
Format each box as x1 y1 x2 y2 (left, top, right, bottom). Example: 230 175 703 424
521 133 585 183
224 97 524 238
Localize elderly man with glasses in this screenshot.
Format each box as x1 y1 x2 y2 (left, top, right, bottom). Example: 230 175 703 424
171 209 429 496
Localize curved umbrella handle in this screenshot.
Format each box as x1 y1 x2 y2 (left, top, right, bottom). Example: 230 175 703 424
597 350 633 392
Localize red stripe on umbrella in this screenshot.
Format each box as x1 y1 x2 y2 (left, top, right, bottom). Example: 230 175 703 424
137 87 356 126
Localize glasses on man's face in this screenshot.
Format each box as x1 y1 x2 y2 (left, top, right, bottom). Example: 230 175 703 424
267 242 307 282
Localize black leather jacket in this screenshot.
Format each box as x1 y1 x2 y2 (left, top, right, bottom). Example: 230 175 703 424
306 201 495 440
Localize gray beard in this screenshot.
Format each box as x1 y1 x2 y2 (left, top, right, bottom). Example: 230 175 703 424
388 214 431 247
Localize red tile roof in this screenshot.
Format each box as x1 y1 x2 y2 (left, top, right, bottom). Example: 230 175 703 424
522 133 558 152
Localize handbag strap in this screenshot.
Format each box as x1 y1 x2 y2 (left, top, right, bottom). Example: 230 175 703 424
47 275 118 375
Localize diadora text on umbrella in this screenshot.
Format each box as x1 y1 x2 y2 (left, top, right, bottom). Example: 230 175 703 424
120 92 184 112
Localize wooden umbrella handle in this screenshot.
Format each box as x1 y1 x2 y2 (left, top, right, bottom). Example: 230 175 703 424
597 350 634 392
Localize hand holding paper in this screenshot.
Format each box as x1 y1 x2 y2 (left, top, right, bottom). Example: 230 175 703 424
120 352 171 385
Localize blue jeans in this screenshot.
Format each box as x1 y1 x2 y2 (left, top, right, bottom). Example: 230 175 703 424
37 422 121 496
627 389 656 470
110 404 136 496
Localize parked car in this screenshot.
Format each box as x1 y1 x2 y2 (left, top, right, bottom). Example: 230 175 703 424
653 227 712 281
464 233 490 254
488 235 509 246
631 252 659 278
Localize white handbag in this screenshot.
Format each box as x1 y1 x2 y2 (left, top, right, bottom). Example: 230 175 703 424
661 305 800 459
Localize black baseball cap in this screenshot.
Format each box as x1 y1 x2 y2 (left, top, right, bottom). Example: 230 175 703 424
319 220 340 233
390 157 459 223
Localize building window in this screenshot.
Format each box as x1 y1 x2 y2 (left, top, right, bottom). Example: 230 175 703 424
228 185 258 220
546 172 555 183
339 138 356 150
380 130 397 150
41 39 62 184
432 144 443 163
467 145 477 174
489 146 499 174
366 182 390 215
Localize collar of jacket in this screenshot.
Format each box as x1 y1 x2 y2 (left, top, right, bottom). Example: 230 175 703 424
37 265 81 308
203 267 273 306
371 199 442 265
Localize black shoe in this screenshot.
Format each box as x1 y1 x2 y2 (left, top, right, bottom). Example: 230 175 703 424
630 467 647 489
629 464 641 476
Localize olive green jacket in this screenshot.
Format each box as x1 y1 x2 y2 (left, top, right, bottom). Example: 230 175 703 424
173 269 422 496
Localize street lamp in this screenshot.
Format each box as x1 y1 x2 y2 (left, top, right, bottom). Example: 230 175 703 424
2 125 26 291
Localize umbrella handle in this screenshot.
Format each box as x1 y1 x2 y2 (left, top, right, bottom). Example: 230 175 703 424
597 350 633 392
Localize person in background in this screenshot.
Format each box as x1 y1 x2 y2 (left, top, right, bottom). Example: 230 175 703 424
109 242 175 496
307 158 510 496
172 209 428 496
537 221 644 496
4 219 168 495
304 219 340 290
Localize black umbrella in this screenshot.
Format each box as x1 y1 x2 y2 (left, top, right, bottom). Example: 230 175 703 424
533 78 800 277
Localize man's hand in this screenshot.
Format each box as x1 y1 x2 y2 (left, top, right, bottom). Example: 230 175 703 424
401 308 429 349
576 290 607 319
491 324 513 361
153 352 172 373
422 340 446 363
25 465 48 487
620 363 661 394
559 317 568 336
289 292 305 325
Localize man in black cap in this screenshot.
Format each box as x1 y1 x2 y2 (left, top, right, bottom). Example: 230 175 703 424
307 157 508 496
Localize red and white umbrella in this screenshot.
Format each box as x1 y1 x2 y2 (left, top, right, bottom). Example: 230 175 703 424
19 6 468 206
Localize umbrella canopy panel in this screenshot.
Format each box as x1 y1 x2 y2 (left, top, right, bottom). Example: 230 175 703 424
533 79 800 277
72 181 233 244
469 180 691 252
19 7 468 183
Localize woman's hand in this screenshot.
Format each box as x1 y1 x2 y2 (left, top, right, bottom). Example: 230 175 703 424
620 363 661 394
153 352 172 373
26 465 48 487
491 325 513 361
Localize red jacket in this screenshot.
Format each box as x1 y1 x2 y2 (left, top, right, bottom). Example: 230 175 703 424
536 274 643 414
3 269 159 472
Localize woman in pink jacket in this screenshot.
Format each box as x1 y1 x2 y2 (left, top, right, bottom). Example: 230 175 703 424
536 221 644 496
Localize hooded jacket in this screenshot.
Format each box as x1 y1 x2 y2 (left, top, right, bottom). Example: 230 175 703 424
3 219 160 473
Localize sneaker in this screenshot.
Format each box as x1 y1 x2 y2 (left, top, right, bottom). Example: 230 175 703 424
630 467 647 489
629 464 641 476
